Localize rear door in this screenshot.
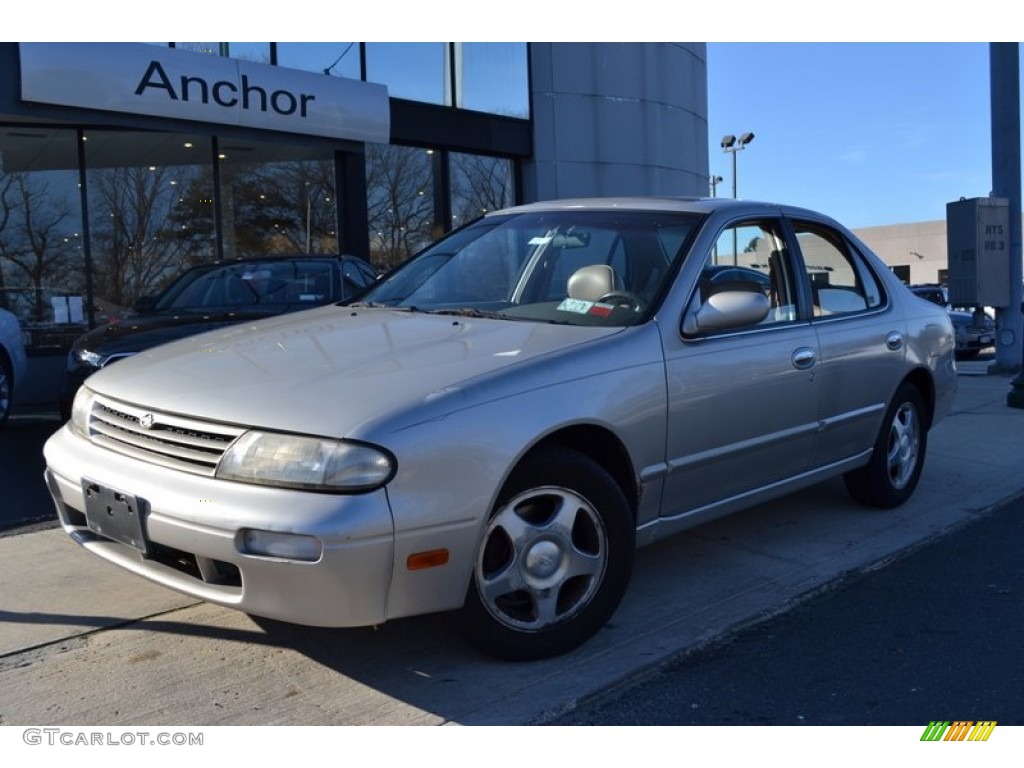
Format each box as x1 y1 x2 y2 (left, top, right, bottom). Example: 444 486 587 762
785 217 907 468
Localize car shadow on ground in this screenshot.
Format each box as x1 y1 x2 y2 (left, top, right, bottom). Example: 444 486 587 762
0 410 63 533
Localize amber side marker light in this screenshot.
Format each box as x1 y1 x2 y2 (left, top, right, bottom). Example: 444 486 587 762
407 549 450 570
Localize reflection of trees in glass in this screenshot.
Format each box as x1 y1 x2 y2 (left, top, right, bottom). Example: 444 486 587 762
0 172 84 321
366 144 435 270
91 166 212 306
219 159 338 258
451 153 513 229
220 163 297 259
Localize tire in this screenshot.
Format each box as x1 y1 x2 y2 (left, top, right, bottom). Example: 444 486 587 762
0 355 12 429
844 382 927 509
461 445 635 661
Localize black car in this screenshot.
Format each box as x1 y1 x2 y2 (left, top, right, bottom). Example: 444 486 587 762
61 254 378 417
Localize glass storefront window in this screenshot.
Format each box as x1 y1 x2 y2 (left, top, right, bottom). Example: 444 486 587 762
277 43 361 79
0 128 86 348
457 43 529 118
365 144 435 269
450 153 515 229
365 43 447 104
225 42 272 63
84 131 217 312
218 139 339 259
175 42 223 56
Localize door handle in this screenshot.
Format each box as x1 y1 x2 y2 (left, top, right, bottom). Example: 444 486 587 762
792 347 816 370
886 331 904 351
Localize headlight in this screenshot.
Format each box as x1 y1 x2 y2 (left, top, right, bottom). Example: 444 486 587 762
216 431 395 492
68 347 104 372
69 387 96 437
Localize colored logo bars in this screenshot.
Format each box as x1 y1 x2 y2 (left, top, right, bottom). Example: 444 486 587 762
920 721 997 742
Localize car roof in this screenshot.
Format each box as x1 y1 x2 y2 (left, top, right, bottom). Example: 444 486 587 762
181 253 368 272
485 196 837 223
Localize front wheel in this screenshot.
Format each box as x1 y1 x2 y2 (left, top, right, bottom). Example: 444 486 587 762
461 446 635 661
844 382 927 508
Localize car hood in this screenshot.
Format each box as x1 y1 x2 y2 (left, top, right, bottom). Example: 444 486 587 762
948 310 994 329
78 310 284 359
86 306 625 438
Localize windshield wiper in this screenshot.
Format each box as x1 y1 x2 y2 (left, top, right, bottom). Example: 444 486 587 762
425 308 512 320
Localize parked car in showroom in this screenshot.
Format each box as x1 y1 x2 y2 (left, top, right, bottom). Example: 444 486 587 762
0 307 28 428
60 254 378 417
44 198 957 661
908 283 995 359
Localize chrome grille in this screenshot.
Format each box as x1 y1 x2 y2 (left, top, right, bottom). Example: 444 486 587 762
88 395 245 476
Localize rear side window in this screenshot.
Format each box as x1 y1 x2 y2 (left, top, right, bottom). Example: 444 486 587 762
791 221 884 316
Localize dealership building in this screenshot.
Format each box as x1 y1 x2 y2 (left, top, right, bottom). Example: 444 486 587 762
0 41 710 401
0 41 983 406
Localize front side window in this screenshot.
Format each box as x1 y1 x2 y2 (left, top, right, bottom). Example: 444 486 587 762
686 219 799 333
357 210 701 327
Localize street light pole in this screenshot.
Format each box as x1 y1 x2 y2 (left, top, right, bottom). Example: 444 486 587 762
710 175 723 197
721 132 755 199
721 133 755 263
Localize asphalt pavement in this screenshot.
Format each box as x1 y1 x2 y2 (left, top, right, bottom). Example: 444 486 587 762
550 491 1024 725
1 360 1023 725
0 408 62 532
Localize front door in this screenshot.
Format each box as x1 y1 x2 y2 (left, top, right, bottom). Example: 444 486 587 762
659 218 821 521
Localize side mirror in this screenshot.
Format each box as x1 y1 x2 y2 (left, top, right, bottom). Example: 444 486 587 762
133 295 157 314
682 291 770 336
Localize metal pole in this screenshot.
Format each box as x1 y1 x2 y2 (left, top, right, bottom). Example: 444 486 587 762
991 45 1024 403
731 150 739 263
731 150 738 199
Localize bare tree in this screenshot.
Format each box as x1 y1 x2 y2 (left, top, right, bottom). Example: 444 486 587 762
250 159 338 255
365 144 435 270
90 166 202 305
451 154 513 227
0 173 82 321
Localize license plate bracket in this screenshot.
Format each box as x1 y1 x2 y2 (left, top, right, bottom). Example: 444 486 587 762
83 480 148 554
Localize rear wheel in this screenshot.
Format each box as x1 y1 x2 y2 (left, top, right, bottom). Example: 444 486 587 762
844 382 927 508
461 446 634 661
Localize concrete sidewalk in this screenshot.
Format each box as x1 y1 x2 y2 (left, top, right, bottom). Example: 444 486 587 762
1 369 1022 725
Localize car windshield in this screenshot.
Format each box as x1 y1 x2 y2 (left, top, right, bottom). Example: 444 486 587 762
357 210 701 326
154 260 335 312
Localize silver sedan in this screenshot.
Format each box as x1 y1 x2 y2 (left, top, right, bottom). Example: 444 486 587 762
44 198 957 660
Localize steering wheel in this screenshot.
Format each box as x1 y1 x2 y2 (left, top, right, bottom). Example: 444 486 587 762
596 291 645 311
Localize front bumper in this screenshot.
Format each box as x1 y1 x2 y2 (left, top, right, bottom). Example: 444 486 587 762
43 425 396 627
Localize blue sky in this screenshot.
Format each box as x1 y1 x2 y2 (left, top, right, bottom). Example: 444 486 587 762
8 19 1017 232
706 42 1012 229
